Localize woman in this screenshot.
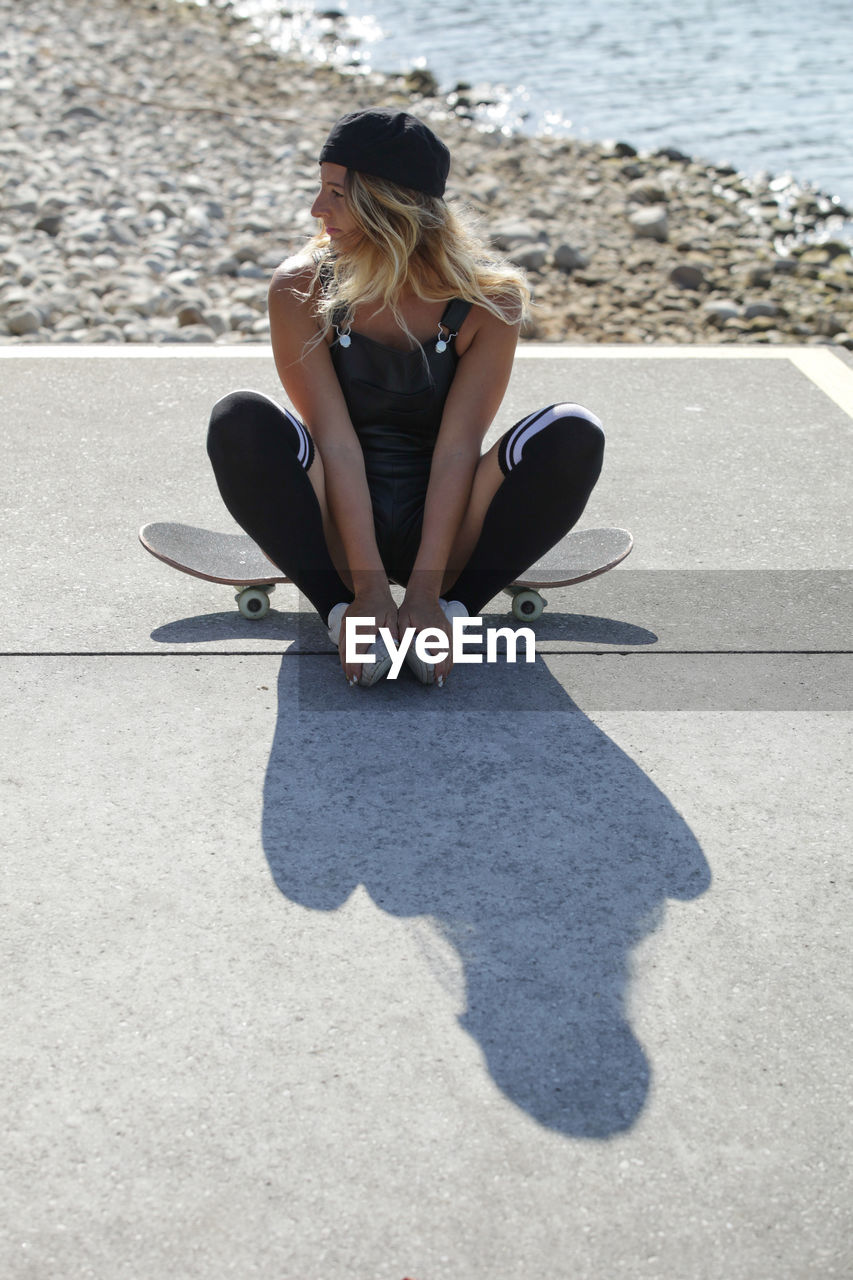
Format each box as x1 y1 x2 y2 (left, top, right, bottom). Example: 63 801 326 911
207 108 605 688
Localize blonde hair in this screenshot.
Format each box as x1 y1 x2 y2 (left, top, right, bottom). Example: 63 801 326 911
302 169 531 346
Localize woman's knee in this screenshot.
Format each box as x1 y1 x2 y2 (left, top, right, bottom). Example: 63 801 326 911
545 404 605 468
208 390 266 459
207 390 313 470
499 402 605 476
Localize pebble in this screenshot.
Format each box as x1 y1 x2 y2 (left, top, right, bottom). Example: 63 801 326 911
703 301 741 325
0 0 849 348
489 222 547 251
554 244 589 272
629 206 669 242
670 265 706 290
7 307 43 336
508 245 549 271
743 301 783 320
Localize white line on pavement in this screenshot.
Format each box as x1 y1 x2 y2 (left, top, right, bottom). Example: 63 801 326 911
2 343 851 417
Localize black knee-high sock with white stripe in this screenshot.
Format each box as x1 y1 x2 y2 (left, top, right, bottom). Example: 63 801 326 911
446 403 605 615
207 390 352 624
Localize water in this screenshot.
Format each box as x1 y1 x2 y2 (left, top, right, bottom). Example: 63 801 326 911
204 0 852 211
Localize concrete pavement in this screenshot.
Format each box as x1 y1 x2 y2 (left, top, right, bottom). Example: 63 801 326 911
1 345 851 1279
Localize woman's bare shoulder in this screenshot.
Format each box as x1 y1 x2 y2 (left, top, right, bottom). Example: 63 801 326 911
269 253 320 307
268 253 329 369
456 298 521 356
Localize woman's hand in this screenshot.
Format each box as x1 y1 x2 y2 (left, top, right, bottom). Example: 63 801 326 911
339 585 399 686
397 592 453 686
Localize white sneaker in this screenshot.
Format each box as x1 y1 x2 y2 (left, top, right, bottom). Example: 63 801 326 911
327 602 392 687
404 599 469 686
326 602 348 645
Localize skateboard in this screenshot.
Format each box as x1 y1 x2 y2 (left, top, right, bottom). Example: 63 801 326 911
139 522 633 621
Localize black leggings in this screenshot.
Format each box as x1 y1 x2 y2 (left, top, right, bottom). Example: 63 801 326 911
207 390 604 621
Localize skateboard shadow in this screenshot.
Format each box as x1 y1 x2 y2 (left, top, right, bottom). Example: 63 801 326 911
149 609 657 648
261 655 710 1139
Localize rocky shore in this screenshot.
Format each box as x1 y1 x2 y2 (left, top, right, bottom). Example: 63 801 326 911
2 0 851 347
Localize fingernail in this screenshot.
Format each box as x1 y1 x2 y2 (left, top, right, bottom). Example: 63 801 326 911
437 675 445 688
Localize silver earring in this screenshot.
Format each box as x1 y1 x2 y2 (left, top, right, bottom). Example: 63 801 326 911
336 323 352 348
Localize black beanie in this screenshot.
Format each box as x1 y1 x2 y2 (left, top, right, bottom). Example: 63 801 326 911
319 109 450 198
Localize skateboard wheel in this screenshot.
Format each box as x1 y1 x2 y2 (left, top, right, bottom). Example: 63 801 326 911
236 587 271 620
511 589 545 621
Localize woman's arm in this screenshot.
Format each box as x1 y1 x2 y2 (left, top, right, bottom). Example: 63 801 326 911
268 263 398 675
405 306 520 600
398 307 519 681
268 263 387 591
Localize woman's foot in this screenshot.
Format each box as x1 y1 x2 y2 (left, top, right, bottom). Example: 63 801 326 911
404 599 468 687
327 602 393 687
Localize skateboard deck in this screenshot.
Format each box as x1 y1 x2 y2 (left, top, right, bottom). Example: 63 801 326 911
504 525 633 618
139 522 632 621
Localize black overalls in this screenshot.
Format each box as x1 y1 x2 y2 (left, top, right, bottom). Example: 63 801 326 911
328 298 472 583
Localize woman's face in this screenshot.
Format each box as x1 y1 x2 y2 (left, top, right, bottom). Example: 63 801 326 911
311 163 361 247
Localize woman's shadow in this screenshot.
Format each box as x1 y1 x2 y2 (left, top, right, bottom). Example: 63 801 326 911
262 647 710 1139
